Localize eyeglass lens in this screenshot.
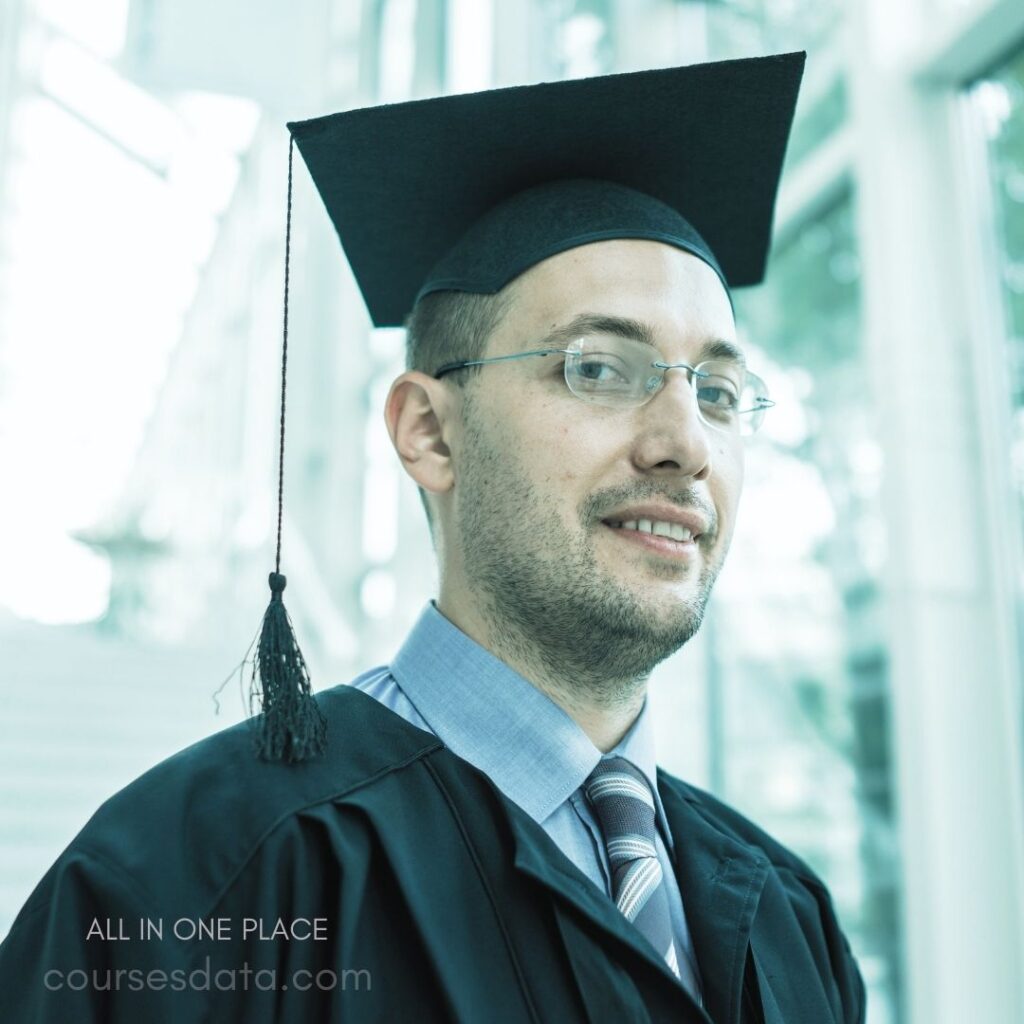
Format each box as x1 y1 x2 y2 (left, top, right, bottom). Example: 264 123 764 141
563 334 768 436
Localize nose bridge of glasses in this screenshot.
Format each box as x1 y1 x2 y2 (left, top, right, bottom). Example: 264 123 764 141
644 360 710 422
649 360 703 396
646 358 745 440
652 359 703 376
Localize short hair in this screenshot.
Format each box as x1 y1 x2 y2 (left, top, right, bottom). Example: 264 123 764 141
403 287 514 536
404 288 513 379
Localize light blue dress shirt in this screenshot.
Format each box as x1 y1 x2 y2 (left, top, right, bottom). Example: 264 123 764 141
352 602 705 1004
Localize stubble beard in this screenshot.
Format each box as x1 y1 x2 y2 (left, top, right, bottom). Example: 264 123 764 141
454 411 724 707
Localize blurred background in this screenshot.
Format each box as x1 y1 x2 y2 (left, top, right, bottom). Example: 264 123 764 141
1 0 1023 1021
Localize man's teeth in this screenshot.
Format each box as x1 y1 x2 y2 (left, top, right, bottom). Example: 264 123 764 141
612 519 693 542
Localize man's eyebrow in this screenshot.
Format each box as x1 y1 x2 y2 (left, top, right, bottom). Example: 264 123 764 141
544 314 656 348
699 338 747 367
544 313 747 367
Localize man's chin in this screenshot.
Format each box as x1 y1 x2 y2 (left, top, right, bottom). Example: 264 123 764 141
611 568 716 645
586 596 706 678
611 564 708 610
637 595 706 641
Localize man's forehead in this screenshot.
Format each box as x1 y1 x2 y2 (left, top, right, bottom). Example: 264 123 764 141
488 241 739 358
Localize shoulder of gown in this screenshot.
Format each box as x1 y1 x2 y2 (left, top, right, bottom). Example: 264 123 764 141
9 685 443 929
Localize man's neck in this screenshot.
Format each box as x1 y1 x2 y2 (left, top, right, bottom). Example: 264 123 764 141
435 593 647 753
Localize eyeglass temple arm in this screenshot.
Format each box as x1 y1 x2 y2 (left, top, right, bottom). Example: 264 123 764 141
433 348 572 379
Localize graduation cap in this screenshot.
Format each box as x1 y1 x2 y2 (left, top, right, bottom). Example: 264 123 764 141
249 51 806 761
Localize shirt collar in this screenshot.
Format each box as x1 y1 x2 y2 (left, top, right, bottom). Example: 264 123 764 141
391 602 671 840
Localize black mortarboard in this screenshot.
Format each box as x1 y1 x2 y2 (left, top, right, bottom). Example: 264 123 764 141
289 51 806 327
246 52 805 762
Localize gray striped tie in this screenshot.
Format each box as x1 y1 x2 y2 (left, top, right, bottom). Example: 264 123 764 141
584 756 680 977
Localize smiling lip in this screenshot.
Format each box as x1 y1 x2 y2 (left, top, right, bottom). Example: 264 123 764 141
601 522 700 560
600 503 710 541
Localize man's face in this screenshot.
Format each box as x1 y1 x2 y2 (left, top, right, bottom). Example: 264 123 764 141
447 239 744 689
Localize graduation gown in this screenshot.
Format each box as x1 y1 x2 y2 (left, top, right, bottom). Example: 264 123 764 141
0 685 865 1023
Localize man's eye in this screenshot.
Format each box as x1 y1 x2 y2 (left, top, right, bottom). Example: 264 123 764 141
576 356 630 383
696 379 740 410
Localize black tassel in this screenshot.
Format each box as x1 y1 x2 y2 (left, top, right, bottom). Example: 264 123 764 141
251 572 326 761
246 135 326 762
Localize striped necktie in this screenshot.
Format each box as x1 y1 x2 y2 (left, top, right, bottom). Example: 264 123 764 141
584 756 680 978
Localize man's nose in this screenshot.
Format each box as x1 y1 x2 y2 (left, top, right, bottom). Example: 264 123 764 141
630 370 713 481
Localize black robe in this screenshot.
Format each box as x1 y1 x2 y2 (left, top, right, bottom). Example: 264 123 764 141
0 685 865 1023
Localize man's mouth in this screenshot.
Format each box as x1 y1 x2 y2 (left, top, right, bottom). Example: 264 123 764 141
604 518 693 543
595 501 712 561
599 519 703 561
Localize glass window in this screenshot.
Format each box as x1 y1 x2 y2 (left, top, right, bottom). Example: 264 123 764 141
720 196 900 1024
968 46 1024 660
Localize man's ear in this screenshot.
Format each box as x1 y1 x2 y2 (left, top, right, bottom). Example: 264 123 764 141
384 372 456 496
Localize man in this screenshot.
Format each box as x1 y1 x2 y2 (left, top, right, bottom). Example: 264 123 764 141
0 53 865 1022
